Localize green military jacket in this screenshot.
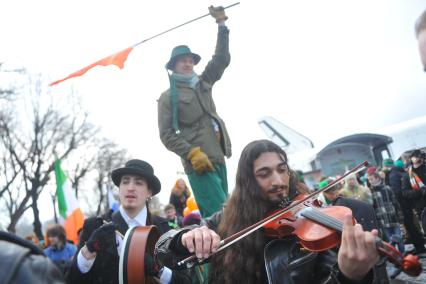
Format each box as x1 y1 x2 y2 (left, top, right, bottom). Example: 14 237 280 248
158 26 232 173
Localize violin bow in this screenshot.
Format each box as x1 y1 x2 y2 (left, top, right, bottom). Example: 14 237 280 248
178 161 370 267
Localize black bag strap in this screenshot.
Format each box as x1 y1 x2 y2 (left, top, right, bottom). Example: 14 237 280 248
0 231 43 255
0 231 65 284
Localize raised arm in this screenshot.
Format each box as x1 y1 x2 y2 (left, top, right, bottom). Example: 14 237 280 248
201 6 231 85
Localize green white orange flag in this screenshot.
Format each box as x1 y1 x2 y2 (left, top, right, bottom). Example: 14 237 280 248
49 46 134 86
54 159 85 245
47 3 240 87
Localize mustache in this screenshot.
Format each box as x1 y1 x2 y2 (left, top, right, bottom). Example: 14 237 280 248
267 185 289 193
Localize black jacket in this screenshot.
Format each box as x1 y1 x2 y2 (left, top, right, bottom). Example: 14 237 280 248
66 210 190 284
332 197 378 232
401 171 426 209
388 167 405 195
155 208 374 284
412 163 426 184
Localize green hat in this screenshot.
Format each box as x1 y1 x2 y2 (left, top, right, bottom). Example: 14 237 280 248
165 45 201 70
382 158 394 167
318 179 329 190
394 160 404 168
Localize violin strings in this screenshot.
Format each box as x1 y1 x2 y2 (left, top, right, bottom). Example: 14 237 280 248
300 208 343 232
310 208 344 231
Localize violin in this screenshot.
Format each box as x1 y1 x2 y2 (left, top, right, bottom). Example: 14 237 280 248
263 194 422 276
178 161 422 277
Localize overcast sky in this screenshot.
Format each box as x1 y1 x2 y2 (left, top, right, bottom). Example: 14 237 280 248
2 0 426 222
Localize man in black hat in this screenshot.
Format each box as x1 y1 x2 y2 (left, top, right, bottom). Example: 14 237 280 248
408 150 426 186
401 150 426 243
158 6 232 218
401 150 426 202
66 159 190 284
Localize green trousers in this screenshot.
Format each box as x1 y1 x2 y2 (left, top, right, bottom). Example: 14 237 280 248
187 163 228 218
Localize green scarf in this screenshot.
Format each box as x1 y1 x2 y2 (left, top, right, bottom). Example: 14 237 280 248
168 71 199 134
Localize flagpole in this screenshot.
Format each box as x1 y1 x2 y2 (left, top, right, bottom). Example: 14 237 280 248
49 2 240 86
133 2 240 47
51 192 58 223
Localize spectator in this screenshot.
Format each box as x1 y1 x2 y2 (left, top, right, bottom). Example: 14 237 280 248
317 177 342 207
164 204 182 229
382 158 394 186
44 224 77 274
25 233 44 249
340 173 373 205
401 150 426 241
367 172 404 253
399 175 426 256
388 160 406 196
169 178 191 217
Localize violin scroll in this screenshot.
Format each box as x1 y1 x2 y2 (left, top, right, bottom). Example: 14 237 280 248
402 254 422 277
376 239 422 277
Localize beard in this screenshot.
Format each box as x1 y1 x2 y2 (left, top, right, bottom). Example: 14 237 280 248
264 185 290 206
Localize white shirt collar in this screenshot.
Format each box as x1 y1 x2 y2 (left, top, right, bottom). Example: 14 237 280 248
119 206 147 228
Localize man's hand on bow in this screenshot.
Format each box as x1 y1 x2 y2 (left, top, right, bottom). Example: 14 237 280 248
181 226 221 259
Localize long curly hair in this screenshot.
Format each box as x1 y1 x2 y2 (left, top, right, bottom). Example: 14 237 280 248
209 140 305 283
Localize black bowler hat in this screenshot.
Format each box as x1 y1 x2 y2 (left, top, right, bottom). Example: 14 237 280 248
111 159 161 195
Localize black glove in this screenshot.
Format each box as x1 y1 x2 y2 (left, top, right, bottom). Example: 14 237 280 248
145 253 160 276
85 223 117 253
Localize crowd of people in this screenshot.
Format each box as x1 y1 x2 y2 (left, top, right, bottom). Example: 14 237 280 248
315 152 426 267
2 5 426 284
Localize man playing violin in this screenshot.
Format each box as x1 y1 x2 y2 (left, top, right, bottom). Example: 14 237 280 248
155 140 380 284
66 159 190 284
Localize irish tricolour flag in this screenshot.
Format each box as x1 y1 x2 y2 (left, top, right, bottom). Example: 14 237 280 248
54 159 85 245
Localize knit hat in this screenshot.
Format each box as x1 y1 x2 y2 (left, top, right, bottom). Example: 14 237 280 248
318 177 340 193
366 167 377 176
182 211 201 227
382 158 394 167
318 179 330 190
394 160 404 168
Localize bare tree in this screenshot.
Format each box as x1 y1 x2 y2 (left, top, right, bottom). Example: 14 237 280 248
0 74 99 239
93 138 128 216
0 63 24 101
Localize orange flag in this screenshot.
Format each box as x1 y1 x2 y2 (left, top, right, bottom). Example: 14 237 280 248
49 46 134 86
